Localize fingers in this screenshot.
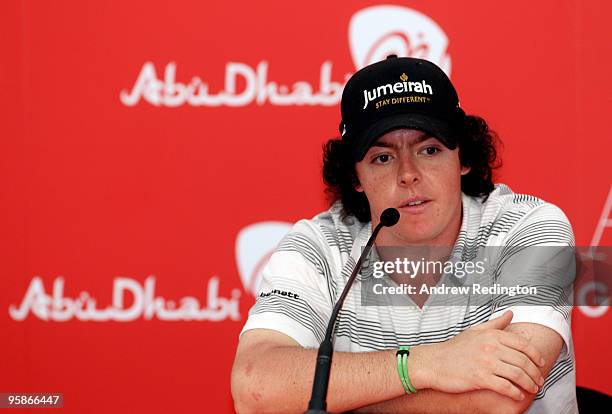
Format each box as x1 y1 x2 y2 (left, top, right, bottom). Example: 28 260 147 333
499 348 545 391
485 375 525 401
472 311 513 331
498 330 545 368
494 360 541 394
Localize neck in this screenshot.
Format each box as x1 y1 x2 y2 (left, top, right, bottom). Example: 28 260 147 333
374 203 463 264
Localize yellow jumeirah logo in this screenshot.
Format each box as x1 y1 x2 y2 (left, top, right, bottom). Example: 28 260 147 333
362 73 433 109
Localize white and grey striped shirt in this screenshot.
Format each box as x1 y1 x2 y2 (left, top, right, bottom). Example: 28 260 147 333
241 184 578 414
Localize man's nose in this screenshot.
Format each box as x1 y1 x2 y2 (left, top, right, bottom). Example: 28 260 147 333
397 155 420 186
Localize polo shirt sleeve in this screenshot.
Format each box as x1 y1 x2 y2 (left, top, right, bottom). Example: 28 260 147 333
489 202 575 358
240 222 335 348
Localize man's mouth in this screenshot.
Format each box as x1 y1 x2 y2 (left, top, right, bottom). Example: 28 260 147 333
399 198 431 211
400 198 430 206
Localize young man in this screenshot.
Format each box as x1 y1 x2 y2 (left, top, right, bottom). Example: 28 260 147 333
231 56 577 413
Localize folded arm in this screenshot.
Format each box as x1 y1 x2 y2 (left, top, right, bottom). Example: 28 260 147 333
354 321 563 414
231 311 554 414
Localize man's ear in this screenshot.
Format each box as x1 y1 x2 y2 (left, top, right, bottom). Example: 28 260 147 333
460 166 471 176
353 171 363 192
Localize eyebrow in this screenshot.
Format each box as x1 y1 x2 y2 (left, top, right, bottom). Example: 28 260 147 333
371 134 435 148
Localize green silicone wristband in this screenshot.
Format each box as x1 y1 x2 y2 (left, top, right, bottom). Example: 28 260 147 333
401 352 417 393
396 346 417 394
396 352 411 393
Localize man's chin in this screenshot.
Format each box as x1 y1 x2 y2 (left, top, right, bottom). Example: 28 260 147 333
392 227 440 245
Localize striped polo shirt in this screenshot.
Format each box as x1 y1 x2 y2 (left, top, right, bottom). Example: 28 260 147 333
241 184 578 414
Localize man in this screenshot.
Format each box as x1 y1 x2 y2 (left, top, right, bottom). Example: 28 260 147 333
231 56 577 413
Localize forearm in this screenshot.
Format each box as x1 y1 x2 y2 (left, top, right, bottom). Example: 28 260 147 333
354 389 532 414
353 344 530 414
355 320 563 414
233 316 557 414
232 345 406 414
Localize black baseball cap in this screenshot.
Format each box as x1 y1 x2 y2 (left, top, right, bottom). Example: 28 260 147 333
340 55 465 161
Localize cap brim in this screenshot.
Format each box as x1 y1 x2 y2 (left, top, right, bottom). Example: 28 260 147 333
353 113 458 161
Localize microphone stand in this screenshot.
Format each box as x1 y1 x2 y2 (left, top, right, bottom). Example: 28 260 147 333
305 208 399 414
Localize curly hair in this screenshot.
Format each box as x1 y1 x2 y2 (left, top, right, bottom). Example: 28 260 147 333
322 114 502 223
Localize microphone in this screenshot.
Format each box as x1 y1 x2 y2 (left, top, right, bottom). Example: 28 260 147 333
305 208 400 414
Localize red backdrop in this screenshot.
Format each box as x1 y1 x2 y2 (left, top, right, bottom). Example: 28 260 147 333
1 0 611 412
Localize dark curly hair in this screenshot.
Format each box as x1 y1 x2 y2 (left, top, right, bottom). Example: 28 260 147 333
322 114 502 223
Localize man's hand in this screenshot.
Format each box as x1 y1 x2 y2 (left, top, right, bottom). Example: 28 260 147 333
411 311 545 401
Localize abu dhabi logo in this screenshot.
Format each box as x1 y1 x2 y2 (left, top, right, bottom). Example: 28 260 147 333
349 5 451 74
235 222 292 295
577 185 612 318
120 5 451 107
9 275 241 322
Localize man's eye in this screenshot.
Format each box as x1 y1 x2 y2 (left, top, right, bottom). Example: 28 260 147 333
421 146 440 155
373 154 392 163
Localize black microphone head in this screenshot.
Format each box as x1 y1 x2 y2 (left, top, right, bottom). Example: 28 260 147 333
380 208 400 227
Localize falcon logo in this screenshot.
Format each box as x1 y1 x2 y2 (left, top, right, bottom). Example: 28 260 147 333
235 222 292 296
348 5 451 74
